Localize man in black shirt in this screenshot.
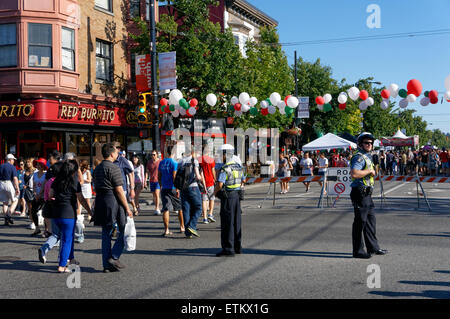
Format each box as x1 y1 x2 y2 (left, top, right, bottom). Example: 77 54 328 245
93 142 133 273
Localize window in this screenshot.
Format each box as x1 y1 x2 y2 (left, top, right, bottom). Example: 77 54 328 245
0 24 17 67
95 0 112 12
233 35 240 46
61 27 75 71
28 23 52 68
130 52 136 85
130 0 140 18
96 40 112 82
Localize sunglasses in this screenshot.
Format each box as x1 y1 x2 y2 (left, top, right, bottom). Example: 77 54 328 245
362 142 373 145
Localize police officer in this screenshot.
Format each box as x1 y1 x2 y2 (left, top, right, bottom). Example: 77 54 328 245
214 144 244 257
350 132 388 259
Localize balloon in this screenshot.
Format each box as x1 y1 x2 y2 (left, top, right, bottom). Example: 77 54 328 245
406 94 417 103
366 97 374 106
241 104 250 112
265 98 272 106
249 97 258 107
315 96 325 105
206 93 217 106
179 98 189 109
323 93 332 104
338 103 346 110
261 108 269 116
420 97 430 107
268 106 276 114
323 103 332 112
338 93 348 104
270 92 281 106
239 92 250 105
160 98 168 106
381 89 390 99
235 110 242 117
260 100 269 109
444 91 450 101
388 83 399 98
380 100 389 110
348 87 360 101
179 107 186 116
277 101 286 109
399 98 408 109
234 103 241 111
430 97 439 104
359 101 368 111
169 104 175 112
284 95 291 105
188 107 196 116
424 91 429 97
398 89 407 98
284 106 294 115
279 106 286 114
250 107 259 116
169 89 183 103
446 75 450 91
230 96 239 105
428 90 438 100
359 90 369 101
172 109 180 117
287 96 299 108
317 104 324 111
407 79 422 97
189 98 198 107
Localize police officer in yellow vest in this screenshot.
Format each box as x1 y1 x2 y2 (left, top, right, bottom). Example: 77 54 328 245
213 144 244 257
350 132 388 259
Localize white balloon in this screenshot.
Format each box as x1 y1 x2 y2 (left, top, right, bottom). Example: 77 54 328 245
359 101 368 111
444 91 450 100
179 107 186 116
407 94 417 103
277 101 286 109
338 93 348 104
239 92 250 105
317 104 324 111
270 92 281 106
241 104 250 112
323 93 332 104
388 83 399 98
287 96 299 108
279 106 286 115
366 97 374 106
420 97 430 107
380 100 389 110
231 96 239 105
348 87 360 101
206 93 217 106
235 110 242 117
172 109 180 117
260 100 269 109
169 89 183 104
268 105 276 114
188 107 196 115
399 98 408 109
249 97 258 107
445 75 450 91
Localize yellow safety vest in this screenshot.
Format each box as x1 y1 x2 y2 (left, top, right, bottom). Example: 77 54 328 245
221 161 244 190
351 151 375 186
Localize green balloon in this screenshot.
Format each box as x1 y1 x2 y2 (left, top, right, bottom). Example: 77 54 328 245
284 106 294 116
169 104 175 112
250 107 258 116
161 105 166 113
424 91 429 97
266 98 272 106
179 98 189 109
323 103 332 112
398 89 407 98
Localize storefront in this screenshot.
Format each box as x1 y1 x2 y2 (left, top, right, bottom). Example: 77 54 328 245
0 99 147 165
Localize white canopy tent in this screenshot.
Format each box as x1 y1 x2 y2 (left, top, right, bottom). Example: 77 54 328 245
302 133 357 151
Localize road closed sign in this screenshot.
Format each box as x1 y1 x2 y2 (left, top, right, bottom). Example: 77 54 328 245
327 167 351 196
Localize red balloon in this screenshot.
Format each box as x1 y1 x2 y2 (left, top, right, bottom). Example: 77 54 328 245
234 103 241 111
261 108 269 116
284 95 291 105
338 103 346 110
359 90 369 101
160 98 168 106
428 90 438 100
165 106 171 113
430 97 439 104
189 98 198 107
407 79 423 97
381 89 390 99
315 96 325 105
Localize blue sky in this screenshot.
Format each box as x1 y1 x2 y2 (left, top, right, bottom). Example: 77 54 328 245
247 0 450 134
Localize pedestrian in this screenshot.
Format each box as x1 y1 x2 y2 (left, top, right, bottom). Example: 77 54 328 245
16 158 27 217
158 145 184 236
23 158 36 229
213 144 244 257
317 152 328 194
29 158 48 236
300 152 314 192
42 151 63 236
145 150 161 216
276 153 288 194
92 142 134 273
49 159 92 273
78 160 92 232
176 147 205 238
290 152 299 177
350 132 387 259
439 148 449 176
0 154 20 226
131 155 145 216
200 144 217 223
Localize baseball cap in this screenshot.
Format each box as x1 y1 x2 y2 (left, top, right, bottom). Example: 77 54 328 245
6 154 16 160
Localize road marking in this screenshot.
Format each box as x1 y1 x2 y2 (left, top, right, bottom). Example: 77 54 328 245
377 183 406 197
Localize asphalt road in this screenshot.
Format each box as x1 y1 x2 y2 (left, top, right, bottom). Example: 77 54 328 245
0 178 449 300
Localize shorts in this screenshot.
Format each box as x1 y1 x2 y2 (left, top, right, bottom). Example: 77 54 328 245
202 186 215 201
302 173 312 176
150 182 160 192
0 180 18 204
161 188 181 212
19 188 25 199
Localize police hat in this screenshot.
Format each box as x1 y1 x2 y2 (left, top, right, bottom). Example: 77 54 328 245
218 144 234 152
357 132 375 144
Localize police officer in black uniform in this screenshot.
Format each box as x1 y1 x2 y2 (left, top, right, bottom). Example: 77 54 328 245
214 144 244 257
350 132 388 259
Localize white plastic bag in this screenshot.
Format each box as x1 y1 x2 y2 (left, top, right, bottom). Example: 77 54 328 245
124 217 136 251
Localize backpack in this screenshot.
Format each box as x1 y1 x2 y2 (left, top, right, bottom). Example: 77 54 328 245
174 158 195 190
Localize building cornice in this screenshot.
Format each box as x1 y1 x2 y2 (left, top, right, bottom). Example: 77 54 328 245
227 0 278 27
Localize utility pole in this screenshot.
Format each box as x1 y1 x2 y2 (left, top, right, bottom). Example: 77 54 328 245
149 0 160 152
294 50 298 97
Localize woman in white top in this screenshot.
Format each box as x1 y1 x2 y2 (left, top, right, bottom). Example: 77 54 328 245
300 152 314 192
317 153 329 194
78 160 92 219
30 158 47 236
132 155 145 216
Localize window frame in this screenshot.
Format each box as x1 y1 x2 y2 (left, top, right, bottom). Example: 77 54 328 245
130 0 140 19
95 39 113 83
28 23 53 69
0 23 17 68
61 27 75 71
95 0 113 13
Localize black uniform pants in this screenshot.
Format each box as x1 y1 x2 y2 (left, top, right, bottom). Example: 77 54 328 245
220 191 242 253
350 188 380 255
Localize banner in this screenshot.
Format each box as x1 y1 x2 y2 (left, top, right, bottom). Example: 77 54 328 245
136 54 151 92
159 51 177 91
297 97 309 118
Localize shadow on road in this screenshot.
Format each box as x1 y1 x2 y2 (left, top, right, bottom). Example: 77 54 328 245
407 232 450 238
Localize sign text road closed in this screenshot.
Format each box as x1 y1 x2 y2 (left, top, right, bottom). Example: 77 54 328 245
327 168 351 196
